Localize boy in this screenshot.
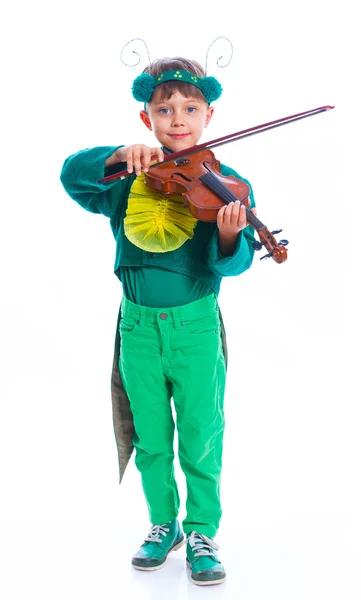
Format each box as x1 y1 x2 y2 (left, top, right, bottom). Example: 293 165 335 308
60 56 256 585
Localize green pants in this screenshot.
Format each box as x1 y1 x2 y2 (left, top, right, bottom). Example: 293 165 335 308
118 294 227 538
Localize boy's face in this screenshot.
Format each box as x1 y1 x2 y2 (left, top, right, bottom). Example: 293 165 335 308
140 88 214 152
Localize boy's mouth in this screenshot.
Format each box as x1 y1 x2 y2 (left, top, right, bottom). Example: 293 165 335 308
169 134 189 139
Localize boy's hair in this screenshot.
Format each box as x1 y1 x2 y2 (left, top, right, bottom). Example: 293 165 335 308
143 57 207 103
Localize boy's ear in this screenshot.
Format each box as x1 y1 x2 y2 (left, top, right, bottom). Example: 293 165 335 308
140 110 152 131
205 106 214 127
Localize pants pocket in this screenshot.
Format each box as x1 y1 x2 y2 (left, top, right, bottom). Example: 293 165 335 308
119 316 137 333
187 314 220 336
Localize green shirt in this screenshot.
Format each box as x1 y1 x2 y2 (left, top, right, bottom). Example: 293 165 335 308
60 146 256 301
120 265 212 308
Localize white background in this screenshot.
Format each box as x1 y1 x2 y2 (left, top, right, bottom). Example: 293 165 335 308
1 1 360 598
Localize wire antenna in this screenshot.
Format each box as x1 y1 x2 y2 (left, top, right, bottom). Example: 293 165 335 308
120 38 152 68
205 36 233 74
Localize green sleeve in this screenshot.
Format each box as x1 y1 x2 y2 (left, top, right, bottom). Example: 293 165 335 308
60 146 131 219
206 163 256 277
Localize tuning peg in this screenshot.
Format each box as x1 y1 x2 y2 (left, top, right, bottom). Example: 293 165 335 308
260 252 273 260
278 239 289 246
271 229 282 235
252 241 264 251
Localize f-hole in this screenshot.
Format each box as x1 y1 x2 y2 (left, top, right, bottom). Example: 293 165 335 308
170 172 194 182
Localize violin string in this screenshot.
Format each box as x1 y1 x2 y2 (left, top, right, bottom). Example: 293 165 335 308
200 172 265 230
200 172 240 203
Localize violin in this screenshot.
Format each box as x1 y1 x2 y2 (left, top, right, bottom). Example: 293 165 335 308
144 147 288 264
97 105 334 264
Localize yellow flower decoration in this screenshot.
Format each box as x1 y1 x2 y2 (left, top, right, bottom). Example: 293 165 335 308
124 175 198 253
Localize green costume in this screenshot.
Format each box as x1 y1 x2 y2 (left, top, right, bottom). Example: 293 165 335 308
60 145 256 537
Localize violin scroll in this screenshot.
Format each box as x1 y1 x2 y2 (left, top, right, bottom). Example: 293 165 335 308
251 225 288 264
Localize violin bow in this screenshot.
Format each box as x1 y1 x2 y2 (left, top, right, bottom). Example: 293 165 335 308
97 105 334 184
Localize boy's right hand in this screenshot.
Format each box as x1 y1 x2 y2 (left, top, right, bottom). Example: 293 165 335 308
106 145 164 176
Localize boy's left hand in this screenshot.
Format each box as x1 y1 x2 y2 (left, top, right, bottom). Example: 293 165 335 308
216 201 257 256
217 200 256 236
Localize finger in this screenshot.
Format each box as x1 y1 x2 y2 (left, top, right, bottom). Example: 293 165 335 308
133 147 143 175
125 147 134 173
141 147 152 173
223 202 235 225
230 201 242 226
225 201 241 226
153 147 164 163
144 147 163 172
237 204 247 228
217 205 227 224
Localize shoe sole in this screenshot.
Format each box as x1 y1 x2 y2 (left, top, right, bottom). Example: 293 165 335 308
132 537 184 571
186 559 226 585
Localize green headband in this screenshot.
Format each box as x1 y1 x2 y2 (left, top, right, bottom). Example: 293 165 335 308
132 69 223 104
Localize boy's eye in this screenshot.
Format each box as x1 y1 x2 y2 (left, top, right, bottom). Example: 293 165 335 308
186 107 196 113
159 108 170 114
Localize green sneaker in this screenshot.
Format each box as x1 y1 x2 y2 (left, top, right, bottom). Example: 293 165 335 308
131 520 184 570
186 531 226 585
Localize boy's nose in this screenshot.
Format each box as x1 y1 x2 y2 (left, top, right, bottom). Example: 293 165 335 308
171 112 185 126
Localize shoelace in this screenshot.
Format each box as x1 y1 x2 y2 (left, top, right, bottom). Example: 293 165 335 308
188 531 219 557
144 524 170 544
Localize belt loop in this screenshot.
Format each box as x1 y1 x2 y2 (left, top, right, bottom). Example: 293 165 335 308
121 296 130 317
172 306 181 329
140 305 146 325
